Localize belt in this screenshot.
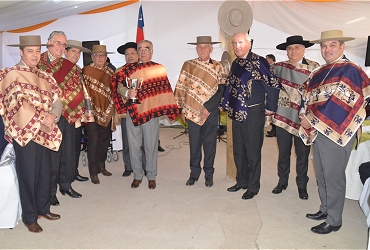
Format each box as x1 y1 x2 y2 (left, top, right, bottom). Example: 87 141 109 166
248 103 263 108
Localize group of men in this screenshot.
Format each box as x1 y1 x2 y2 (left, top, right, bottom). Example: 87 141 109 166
0 28 369 236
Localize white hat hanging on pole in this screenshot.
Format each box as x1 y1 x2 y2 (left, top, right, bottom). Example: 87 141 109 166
218 0 253 36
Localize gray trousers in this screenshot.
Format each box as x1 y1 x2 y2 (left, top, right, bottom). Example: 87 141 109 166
126 115 158 180
188 110 218 179
276 126 310 188
313 132 355 226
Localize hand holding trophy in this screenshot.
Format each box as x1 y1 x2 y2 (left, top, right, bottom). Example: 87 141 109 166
126 77 143 104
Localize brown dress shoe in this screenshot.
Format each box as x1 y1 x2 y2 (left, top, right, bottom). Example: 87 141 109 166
148 180 156 189
99 168 112 176
131 179 142 188
39 213 61 220
25 223 43 233
91 175 100 184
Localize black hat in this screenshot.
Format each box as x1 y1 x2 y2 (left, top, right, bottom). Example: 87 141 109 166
276 35 314 50
117 42 137 55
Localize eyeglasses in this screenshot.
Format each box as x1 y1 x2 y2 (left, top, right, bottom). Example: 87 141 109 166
50 40 67 48
138 47 152 53
92 53 107 58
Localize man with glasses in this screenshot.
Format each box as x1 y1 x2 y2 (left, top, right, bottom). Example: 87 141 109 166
38 31 86 205
174 36 228 187
82 45 115 185
112 40 180 189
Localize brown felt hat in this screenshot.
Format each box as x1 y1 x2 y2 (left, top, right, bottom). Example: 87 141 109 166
7 35 50 47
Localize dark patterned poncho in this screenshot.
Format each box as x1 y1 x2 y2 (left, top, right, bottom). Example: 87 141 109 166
299 56 370 146
38 52 85 125
220 52 280 122
111 61 181 126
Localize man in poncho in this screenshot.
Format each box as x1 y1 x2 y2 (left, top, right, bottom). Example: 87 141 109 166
174 36 227 187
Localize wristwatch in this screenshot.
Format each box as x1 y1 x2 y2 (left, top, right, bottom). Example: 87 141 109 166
54 116 59 123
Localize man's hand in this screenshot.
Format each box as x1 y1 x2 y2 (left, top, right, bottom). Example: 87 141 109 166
41 112 57 132
200 106 210 121
265 109 274 116
300 115 311 129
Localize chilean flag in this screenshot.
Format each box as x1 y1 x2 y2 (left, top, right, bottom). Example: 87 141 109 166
136 3 144 43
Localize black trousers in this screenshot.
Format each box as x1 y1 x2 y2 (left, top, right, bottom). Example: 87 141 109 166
51 116 76 193
188 110 218 179
276 126 310 188
14 140 51 224
85 120 112 176
74 126 83 176
232 104 265 193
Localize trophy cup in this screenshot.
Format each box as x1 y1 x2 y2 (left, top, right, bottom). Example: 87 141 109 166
126 77 143 104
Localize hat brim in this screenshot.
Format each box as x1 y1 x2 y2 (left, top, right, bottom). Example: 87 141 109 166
67 45 91 53
276 41 314 50
220 51 232 71
7 43 51 47
91 51 115 54
218 0 253 36
309 37 355 44
187 42 221 45
117 43 137 55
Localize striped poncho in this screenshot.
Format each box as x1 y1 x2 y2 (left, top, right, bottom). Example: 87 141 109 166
272 58 319 135
111 61 181 126
299 56 370 146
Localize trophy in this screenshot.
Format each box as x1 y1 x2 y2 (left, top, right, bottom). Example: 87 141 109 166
126 77 143 104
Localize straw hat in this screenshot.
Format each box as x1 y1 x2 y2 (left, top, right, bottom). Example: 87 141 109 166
7 35 50 47
91 45 114 54
187 36 220 45
276 35 314 50
117 42 137 55
218 0 253 36
310 30 355 44
66 40 91 53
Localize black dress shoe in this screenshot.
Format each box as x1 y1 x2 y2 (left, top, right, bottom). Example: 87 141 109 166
227 184 247 192
306 211 328 220
122 170 133 177
75 174 89 182
272 183 288 194
186 177 198 186
205 178 213 187
242 190 257 200
266 133 276 137
60 188 82 198
298 188 309 200
158 145 165 152
311 222 341 234
50 195 59 206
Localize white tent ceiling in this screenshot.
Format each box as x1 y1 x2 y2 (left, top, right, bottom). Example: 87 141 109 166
0 0 122 32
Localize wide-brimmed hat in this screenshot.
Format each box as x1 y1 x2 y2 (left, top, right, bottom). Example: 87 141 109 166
220 51 232 71
187 36 220 45
7 35 50 47
66 40 91 53
276 35 314 50
310 30 355 44
117 42 137 55
218 0 253 36
91 45 114 54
